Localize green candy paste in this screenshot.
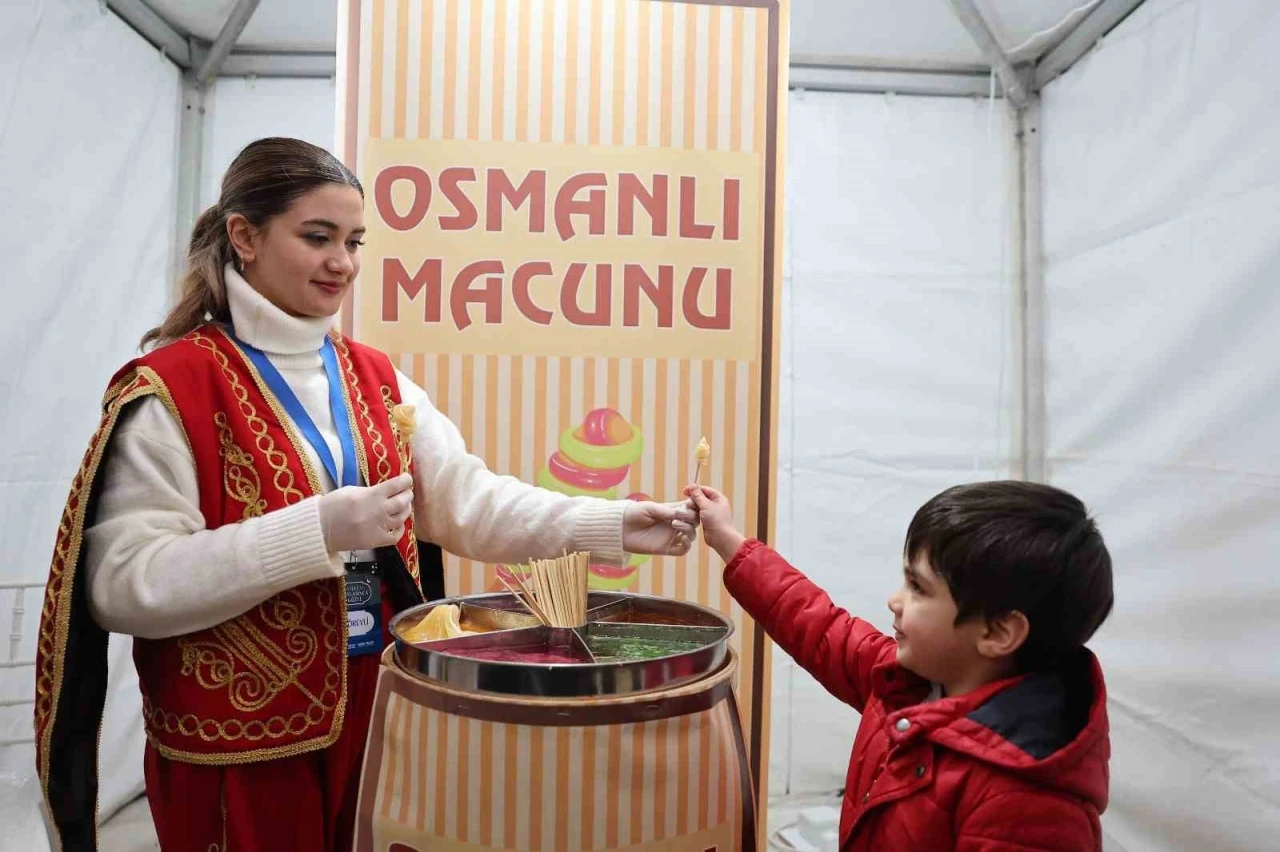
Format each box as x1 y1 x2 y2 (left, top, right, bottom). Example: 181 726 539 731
586 636 700 663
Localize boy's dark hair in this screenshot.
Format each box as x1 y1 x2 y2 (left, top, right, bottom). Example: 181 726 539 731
904 481 1113 670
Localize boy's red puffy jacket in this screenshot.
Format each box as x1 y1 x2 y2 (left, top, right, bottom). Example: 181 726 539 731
725 540 1110 851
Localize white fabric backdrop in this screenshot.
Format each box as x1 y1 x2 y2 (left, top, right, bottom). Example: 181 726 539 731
1041 0 1280 849
0 0 181 844
772 89 1018 797
202 76 338 210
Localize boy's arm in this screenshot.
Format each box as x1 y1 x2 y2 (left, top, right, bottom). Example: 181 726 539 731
723 539 896 713
955 791 1099 852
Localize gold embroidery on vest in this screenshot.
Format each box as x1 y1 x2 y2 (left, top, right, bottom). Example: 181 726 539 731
145 581 344 756
381 385 414 476
404 527 421 582
333 335 392 482
191 331 313 503
380 385 421 582
36 367 186 807
214 411 266 519
178 590 319 712
381 383 422 578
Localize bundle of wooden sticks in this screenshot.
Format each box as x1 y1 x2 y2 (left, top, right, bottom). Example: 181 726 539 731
499 551 590 628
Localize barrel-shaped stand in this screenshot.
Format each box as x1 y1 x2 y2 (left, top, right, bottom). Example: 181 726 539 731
355 645 756 851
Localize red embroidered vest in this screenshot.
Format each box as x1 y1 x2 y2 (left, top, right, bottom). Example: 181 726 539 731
34 325 423 847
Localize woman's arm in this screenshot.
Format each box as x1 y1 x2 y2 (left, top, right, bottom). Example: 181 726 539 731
84 398 342 639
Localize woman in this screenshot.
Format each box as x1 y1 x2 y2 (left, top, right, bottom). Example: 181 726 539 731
34 137 696 851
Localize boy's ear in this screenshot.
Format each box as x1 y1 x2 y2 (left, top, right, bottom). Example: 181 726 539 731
976 610 1030 660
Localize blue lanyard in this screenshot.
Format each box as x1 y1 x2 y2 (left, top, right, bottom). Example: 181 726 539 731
229 333 360 489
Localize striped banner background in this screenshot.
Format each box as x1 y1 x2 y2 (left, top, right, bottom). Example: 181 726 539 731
338 0 784 823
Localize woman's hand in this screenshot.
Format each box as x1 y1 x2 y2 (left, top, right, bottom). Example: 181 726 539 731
621 500 699 557
318 474 414 553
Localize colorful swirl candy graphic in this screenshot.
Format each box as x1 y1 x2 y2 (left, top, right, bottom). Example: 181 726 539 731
495 408 650 592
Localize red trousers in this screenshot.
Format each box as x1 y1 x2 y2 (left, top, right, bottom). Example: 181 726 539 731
144 592 393 851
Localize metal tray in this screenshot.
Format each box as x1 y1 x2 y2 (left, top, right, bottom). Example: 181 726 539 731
390 592 733 698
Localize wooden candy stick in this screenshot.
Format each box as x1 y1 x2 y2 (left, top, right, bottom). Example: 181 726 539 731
581 552 589 623
557 561 569 626
693 435 711 485
553 560 567 627
534 559 550 624
513 565 555 626
498 572 549 626
513 565 544 619
559 550 575 626
576 551 587 625
557 558 572 626
570 561 577 626
532 560 546 623
550 558 563 625
536 560 557 625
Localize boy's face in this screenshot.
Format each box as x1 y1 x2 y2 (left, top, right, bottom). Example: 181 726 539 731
887 555 986 686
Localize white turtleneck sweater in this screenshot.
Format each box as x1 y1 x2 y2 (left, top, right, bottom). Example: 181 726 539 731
85 267 626 639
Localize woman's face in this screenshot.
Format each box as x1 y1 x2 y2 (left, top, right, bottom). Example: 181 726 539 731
230 183 366 318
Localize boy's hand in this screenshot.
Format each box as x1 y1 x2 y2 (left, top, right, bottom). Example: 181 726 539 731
622 499 698 556
684 485 746 563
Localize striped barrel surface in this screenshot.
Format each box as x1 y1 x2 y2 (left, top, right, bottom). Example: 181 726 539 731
355 648 752 851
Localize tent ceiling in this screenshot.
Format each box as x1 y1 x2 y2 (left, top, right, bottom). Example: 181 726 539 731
143 0 1106 66
147 0 336 53
791 0 1102 66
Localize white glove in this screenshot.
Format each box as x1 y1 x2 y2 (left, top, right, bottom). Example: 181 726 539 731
318 473 414 553
622 500 699 557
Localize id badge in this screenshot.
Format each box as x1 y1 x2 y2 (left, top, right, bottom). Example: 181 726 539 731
345 572 382 657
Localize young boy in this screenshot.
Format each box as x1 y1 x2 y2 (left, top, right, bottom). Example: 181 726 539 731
687 480 1113 852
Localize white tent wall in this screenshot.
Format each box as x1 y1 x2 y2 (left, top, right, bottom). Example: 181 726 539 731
1041 0 1280 848
201 77 338 210
0 0 181 844
773 89 1018 797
